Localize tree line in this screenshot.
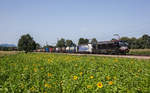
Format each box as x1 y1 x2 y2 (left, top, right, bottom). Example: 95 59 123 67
17 34 99 53
56 38 98 48
0 47 17 51
1 34 149 53
17 34 150 53
120 34 150 49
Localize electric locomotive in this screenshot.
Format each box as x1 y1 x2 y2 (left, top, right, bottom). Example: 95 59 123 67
92 40 129 54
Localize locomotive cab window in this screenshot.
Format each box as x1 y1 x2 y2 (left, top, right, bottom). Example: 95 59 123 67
119 41 127 46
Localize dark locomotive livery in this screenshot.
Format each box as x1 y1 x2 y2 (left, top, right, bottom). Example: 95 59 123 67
36 40 129 55
92 40 129 54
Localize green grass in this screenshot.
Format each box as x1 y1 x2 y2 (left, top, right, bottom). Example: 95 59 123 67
0 53 150 93
129 49 150 56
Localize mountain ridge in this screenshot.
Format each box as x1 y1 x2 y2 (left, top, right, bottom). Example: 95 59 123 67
0 44 17 47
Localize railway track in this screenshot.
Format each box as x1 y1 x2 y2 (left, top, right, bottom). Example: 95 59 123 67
66 53 150 59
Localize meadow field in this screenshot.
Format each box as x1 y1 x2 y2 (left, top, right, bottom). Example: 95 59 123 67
129 49 150 56
0 53 150 93
0 51 19 57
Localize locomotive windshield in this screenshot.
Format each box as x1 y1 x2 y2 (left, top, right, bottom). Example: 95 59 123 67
119 41 128 46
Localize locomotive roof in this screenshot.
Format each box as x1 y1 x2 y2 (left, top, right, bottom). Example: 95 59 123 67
97 40 119 44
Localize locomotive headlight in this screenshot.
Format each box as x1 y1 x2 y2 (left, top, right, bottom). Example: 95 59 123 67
120 46 128 51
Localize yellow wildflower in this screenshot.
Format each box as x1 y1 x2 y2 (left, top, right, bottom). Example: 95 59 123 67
97 82 103 88
48 59 51 63
48 59 51 62
108 81 113 85
73 76 78 80
90 75 94 79
48 73 52 77
80 72 83 76
87 85 92 89
45 83 51 88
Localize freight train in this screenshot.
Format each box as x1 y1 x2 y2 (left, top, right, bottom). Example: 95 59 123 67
36 40 129 55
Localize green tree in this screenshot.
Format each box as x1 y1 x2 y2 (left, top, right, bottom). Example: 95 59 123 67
78 38 84 45
78 38 89 45
84 39 89 44
66 40 74 47
43 45 54 48
120 34 150 49
35 43 41 49
141 34 150 48
136 38 143 49
130 37 138 49
18 34 36 53
91 38 98 44
56 38 66 47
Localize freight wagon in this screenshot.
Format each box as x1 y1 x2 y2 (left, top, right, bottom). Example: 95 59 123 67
66 46 77 53
77 44 93 53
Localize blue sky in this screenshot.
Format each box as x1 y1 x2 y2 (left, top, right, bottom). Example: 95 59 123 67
0 0 150 46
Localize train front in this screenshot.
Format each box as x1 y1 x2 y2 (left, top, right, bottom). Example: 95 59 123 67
118 41 129 54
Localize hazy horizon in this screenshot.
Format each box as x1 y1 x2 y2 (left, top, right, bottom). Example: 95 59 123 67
0 0 150 46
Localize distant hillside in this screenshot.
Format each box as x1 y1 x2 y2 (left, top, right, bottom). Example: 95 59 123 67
0 44 17 47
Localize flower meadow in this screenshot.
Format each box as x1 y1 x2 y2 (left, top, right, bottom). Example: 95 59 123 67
0 53 150 93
